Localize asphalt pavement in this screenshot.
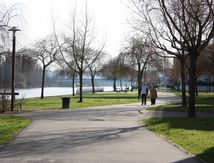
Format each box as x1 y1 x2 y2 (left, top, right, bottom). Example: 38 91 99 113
0 92 202 163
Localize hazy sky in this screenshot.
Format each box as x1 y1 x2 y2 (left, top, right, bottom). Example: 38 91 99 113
2 0 132 57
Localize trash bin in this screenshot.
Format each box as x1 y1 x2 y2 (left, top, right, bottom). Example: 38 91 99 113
61 97 70 109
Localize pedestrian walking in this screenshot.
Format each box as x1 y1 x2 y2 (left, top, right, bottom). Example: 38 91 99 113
141 84 148 105
150 86 157 105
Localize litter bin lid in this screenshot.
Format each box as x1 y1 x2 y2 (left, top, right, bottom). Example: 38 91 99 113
61 97 70 99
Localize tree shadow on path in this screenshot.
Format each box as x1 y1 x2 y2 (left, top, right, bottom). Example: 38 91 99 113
0 126 142 158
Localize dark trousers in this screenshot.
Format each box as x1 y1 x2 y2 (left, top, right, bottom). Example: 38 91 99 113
151 99 156 105
141 94 147 105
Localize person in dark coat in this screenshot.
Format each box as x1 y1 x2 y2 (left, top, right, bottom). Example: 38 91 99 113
150 86 157 105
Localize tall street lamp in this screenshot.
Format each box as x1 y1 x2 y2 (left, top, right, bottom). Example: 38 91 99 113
8 27 20 112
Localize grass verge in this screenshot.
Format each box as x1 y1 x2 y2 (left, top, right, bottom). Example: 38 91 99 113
0 116 31 145
148 92 214 112
142 117 214 163
22 92 139 110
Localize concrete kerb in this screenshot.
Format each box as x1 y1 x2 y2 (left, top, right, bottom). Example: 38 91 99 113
145 127 206 163
0 119 33 150
0 92 208 163
139 93 206 163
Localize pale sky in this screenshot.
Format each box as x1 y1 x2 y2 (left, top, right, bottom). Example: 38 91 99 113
1 0 132 57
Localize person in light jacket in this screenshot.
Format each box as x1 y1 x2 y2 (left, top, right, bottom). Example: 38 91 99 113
150 86 157 105
141 84 148 105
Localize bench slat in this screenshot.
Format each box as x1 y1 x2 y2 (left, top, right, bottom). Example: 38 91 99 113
0 92 19 95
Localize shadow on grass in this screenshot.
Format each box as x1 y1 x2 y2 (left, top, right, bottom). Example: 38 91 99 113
150 92 214 112
197 146 214 163
196 96 214 104
80 93 138 99
195 95 214 111
145 117 214 131
150 104 187 112
173 157 201 163
150 103 214 112
144 117 214 163
83 96 138 99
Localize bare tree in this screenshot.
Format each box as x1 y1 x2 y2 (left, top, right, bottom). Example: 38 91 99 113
197 43 214 92
86 49 105 94
171 58 182 90
0 4 21 55
126 65 138 91
101 57 120 92
54 5 104 102
0 3 22 88
122 37 154 99
118 53 139 91
129 0 188 106
129 0 214 117
1 49 42 88
32 35 60 99
55 65 77 96
16 48 41 88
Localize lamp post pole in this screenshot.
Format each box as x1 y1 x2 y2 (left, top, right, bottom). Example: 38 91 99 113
8 27 20 112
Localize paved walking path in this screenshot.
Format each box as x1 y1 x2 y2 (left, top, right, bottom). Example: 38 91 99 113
0 92 202 163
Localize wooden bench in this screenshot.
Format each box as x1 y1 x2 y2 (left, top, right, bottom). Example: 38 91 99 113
0 92 19 100
0 92 21 111
116 87 129 93
1 92 19 96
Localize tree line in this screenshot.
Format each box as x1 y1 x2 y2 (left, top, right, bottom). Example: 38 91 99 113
0 3 165 103
128 0 214 118
0 1 214 118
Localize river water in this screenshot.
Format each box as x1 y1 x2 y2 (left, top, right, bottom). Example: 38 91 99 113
14 85 214 99
16 86 120 99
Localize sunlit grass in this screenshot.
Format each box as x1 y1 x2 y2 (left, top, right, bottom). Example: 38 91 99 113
148 92 214 112
142 117 214 163
23 91 140 110
0 116 31 145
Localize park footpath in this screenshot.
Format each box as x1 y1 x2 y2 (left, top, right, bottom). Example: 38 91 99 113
0 92 205 163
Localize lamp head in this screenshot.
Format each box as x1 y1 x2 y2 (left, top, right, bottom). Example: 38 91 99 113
8 27 21 37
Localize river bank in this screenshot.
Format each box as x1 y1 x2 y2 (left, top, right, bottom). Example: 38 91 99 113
16 86 130 99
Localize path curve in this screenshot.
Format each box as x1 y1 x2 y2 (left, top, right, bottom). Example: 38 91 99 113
0 92 202 163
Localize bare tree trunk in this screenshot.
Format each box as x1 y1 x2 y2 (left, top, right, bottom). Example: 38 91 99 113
79 73 83 102
137 63 142 100
180 58 187 106
72 74 75 96
120 79 122 91
208 75 211 92
131 79 133 92
91 75 95 94
188 55 197 118
195 78 198 96
41 66 46 99
113 78 117 92
144 67 147 84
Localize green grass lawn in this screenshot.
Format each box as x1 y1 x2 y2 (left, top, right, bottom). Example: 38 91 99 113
0 116 31 145
22 92 139 110
142 117 214 163
148 92 214 112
